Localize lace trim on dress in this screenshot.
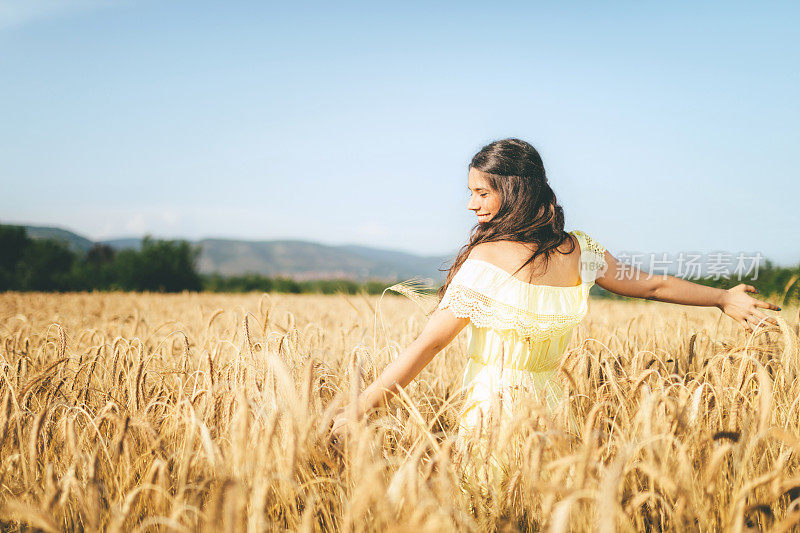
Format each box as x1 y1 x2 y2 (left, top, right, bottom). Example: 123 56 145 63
571 230 607 282
439 284 588 341
583 233 605 256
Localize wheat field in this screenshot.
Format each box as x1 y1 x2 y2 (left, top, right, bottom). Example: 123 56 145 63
0 291 798 532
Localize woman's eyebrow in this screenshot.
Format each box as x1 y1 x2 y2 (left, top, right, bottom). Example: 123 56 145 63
467 186 489 192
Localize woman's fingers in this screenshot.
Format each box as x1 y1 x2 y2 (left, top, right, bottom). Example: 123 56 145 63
754 299 782 311
752 310 779 326
329 435 345 457
747 311 779 328
735 313 751 331
743 284 758 294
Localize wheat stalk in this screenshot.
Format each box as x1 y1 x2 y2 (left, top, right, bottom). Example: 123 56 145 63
385 276 436 313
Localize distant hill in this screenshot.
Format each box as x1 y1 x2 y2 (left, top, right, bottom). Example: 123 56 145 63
23 225 94 253
20 225 450 282
99 237 141 250
198 239 449 281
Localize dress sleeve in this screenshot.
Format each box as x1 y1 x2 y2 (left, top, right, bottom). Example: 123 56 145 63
572 230 608 284
436 260 500 318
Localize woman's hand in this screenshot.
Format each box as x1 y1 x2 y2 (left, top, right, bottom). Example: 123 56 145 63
320 307 468 455
325 413 356 453
717 284 781 333
331 413 354 439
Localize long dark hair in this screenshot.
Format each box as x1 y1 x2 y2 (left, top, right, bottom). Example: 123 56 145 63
438 138 574 299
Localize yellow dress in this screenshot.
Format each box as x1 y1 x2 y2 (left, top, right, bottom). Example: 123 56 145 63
436 230 607 487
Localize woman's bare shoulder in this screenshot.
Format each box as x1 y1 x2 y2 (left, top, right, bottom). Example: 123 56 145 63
467 241 533 269
467 237 579 274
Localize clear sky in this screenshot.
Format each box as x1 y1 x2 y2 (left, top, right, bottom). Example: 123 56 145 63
1 1 798 265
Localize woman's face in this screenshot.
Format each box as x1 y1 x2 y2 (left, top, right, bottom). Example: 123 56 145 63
467 167 502 222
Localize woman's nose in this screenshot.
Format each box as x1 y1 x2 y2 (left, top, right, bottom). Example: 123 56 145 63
467 196 479 211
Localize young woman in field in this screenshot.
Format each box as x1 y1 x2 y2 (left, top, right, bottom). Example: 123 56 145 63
325 138 781 481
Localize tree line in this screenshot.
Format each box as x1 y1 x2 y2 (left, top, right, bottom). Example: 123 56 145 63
0 225 202 292
0 224 390 294
1 224 798 301
203 274 391 295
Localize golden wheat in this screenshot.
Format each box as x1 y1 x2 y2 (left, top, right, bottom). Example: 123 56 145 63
0 291 797 531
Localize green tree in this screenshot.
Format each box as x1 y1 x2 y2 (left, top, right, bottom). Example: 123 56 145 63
17 238 76 291
115 236 202 292
71 244 117 290
0 225 29 290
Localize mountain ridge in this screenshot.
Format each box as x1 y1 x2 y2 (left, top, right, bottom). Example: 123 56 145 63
16 224 450 282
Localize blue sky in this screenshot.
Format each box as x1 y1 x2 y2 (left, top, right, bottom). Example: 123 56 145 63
1 1 798 265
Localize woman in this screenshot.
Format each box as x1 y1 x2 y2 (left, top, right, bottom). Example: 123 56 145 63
325 138 781 482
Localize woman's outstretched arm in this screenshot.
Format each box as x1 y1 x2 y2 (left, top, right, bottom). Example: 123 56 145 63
595 250 781 332
328 307 469 438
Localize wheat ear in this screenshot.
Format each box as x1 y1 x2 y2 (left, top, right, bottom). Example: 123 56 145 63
385 277 436 313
